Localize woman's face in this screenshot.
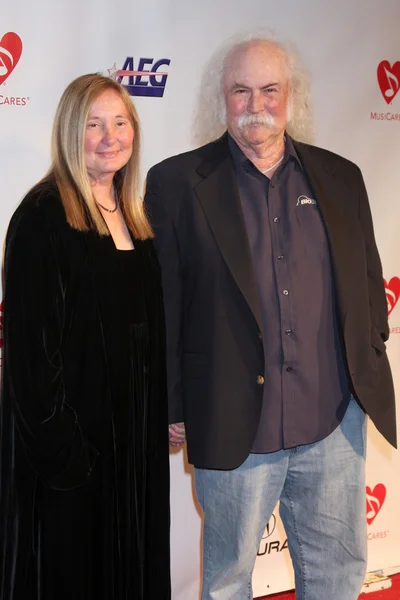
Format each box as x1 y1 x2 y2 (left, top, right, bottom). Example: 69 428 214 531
84 89 134 182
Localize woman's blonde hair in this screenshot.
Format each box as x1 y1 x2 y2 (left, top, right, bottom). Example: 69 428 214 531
42 73 152 239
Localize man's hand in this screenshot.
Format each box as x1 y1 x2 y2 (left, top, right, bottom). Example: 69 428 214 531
169 422 186 447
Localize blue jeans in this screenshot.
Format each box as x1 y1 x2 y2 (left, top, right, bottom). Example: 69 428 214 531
195 397 367 600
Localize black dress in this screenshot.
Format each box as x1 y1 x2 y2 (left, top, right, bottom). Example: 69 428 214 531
0 185 171 599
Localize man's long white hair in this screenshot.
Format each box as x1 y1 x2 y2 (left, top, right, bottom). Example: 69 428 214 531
192 32 315 146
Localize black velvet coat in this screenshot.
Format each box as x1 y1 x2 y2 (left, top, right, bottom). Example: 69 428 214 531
0 184 171 599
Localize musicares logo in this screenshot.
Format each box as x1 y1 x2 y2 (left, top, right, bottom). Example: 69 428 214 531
0 32 22 85
366 484 386 526
377 61 400 104
385 277 400 316
370 60 400 121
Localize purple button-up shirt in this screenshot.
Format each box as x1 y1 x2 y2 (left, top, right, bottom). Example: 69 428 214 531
229 134 350 452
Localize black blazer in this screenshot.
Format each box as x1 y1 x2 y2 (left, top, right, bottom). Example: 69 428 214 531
145 133 396 469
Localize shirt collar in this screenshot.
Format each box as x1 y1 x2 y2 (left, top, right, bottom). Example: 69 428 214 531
228 131 303 173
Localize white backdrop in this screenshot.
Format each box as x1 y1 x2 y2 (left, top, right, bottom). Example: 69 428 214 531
1 1 400 598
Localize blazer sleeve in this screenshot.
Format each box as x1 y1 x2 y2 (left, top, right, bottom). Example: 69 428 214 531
357 168 389 342
144 167 184 424
3 206 99 491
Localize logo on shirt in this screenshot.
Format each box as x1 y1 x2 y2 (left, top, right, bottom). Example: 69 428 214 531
296 195 317 207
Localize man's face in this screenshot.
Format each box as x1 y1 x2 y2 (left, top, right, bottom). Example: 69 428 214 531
223 42 291 150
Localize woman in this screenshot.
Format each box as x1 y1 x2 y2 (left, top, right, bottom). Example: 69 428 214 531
0 74 170 599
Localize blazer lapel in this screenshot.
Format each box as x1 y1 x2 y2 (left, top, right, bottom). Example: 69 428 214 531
194 137 262 332
294 141 353 323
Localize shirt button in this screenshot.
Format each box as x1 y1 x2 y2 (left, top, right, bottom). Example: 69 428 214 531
282 289 289 296
256 375 265 385
270 183 275 189
277 255 284 260
286 367 292 372
285 329 292 335
258 332 263 341
273 217 280 223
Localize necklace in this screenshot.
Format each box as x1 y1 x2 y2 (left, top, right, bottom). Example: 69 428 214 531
96 196 119 214
262 155 284 174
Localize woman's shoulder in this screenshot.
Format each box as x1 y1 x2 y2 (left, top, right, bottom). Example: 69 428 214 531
19 180 65 218
9 180 68 236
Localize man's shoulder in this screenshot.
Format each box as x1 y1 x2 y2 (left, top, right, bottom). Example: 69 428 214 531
147 135 228 180
294 140 361 175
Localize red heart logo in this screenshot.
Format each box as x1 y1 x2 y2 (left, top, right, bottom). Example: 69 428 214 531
366 484 386 525
377 61 400 104
0 32 23 86
384 277 400 316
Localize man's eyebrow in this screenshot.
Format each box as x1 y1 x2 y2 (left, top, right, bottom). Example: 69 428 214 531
230 82 250 90
230 81 281 90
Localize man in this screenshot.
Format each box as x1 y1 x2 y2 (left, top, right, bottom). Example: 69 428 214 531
145 37 396 600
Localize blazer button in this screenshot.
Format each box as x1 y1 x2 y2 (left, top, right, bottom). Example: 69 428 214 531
256 375 265 385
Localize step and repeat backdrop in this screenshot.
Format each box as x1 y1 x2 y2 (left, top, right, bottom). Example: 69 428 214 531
1 0 400 597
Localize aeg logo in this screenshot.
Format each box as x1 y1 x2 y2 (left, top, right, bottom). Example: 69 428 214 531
108 57 171 98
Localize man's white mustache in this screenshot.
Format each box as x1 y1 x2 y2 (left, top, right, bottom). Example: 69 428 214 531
237 114 276 129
